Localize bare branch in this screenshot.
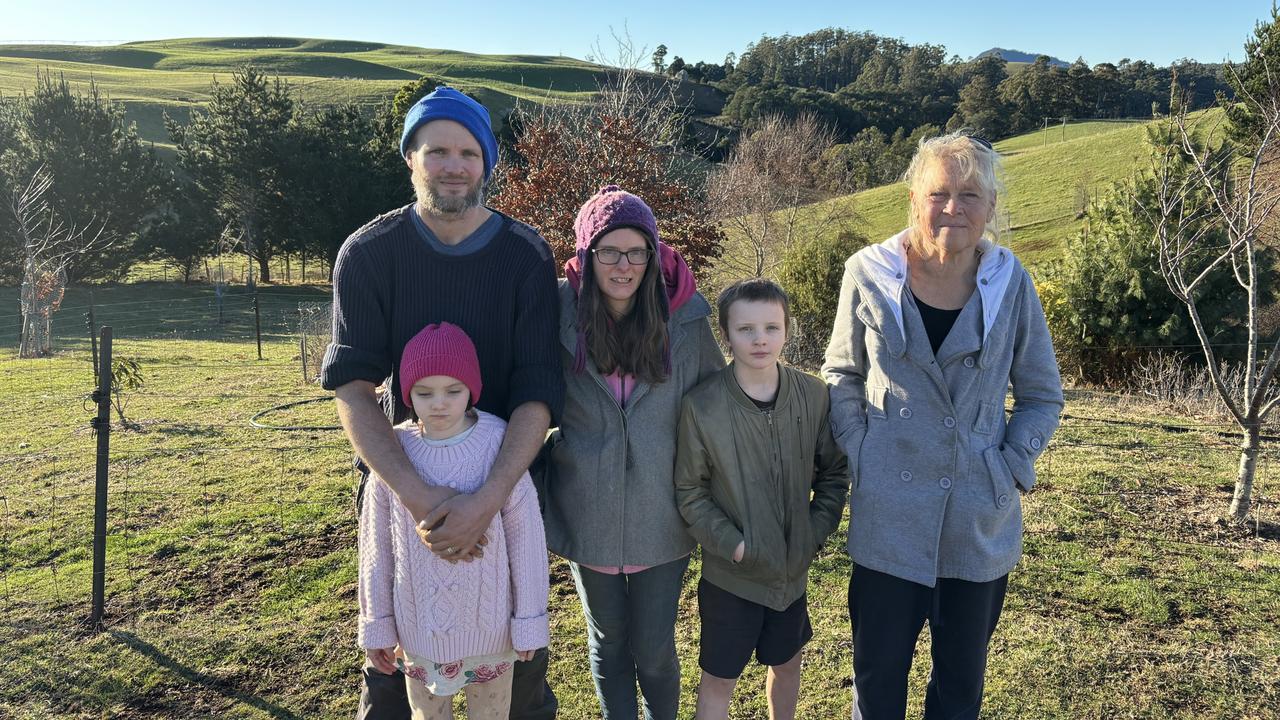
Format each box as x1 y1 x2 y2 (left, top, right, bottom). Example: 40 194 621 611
706 114 853 279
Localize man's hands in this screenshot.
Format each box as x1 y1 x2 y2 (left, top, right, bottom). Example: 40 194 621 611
419 490 502 562
733 540 745 563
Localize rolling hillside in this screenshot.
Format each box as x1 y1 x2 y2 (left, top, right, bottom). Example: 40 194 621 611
830 118 1158 267
0 36 611 148
0 37 1175 270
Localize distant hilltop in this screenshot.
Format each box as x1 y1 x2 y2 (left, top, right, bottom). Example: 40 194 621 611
978 48 1070 68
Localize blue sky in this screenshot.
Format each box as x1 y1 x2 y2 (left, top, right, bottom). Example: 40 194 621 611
2 0 1272 67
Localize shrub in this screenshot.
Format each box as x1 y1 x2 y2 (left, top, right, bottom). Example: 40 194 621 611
776 228 869 368
1047 176 1244 384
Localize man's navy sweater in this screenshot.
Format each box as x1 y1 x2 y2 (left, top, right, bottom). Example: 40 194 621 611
321 204 564 426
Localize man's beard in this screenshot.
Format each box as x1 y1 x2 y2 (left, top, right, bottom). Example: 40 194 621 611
412 166 484 217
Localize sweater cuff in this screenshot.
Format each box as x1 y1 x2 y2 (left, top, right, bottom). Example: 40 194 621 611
320 344 390 391
358 616 398 650
1000 442 1037 493
835 425 866 483
510 613 550 652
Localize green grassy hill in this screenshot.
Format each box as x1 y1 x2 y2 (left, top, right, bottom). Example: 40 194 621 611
0 37 609 149
0 38 1184 272
710 118 1173 300
834 118 1157 268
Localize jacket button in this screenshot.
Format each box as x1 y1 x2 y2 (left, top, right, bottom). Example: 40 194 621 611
939 477 952 490
1030 437 1042 450
997 494 1010 507
981 278 989 285
943 416 956 428
899 407 912 419
900 470 912 482
964 356 976 368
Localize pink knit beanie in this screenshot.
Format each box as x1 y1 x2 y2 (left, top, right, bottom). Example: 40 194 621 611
399 322 483 408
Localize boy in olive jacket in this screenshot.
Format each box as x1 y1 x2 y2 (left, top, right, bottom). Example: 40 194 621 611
675 279 850 720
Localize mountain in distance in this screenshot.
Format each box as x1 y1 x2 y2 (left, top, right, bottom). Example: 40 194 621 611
978 48 1070 67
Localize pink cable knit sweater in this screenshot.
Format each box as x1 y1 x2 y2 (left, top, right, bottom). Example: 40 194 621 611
357 411 550 662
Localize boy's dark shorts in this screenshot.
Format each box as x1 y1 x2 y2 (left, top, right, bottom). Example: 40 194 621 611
697 577 812 679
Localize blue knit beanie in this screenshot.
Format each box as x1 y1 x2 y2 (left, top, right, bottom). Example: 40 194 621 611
399 86 499 181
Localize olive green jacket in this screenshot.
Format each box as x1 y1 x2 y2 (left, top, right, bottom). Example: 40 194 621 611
675 363 850 611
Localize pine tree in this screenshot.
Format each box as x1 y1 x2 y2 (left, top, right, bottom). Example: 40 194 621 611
168 67 296 284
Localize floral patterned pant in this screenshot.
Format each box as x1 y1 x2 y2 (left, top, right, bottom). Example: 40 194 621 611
406 660 514 720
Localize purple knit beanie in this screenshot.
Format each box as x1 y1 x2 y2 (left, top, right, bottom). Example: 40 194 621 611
399 322 483 408
573 185 661 255
570 185 671 374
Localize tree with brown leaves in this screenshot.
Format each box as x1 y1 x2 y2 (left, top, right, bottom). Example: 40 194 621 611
491 71 723 278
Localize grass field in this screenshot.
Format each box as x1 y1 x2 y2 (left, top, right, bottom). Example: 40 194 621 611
1 280 1277 719
0 37 608 148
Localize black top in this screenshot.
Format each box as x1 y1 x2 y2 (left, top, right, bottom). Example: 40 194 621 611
321 204 565 426
912 291 963 356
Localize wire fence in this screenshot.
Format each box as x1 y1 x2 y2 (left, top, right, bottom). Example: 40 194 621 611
1 291 1277 716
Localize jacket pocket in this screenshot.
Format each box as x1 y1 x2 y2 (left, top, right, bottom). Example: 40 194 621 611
973 401 1001 436
739 525 785 582
982 445 1017 510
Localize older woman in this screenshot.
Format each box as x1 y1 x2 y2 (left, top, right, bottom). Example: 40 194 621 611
822 131 1063 720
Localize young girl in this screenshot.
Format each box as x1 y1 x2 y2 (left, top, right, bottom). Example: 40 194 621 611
358 321 549 720
543 185 724 720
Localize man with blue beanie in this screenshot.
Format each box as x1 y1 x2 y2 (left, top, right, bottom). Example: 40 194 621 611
324 85 562 719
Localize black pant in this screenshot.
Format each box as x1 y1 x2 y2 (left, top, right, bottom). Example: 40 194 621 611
356 647 557 720
847 564 1007 720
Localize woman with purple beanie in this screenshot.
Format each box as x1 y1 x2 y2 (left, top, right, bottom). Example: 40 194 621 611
543 186 724 719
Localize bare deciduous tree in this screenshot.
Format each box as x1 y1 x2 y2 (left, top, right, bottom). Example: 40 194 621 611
1142 76 1280 522
10 166 110 358
706 114 857 279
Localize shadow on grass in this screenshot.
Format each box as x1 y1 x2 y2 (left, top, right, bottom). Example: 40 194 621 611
108 630 302 719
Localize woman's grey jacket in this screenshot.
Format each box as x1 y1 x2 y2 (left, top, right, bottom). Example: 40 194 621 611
543 279 725 568
822 230 1064 587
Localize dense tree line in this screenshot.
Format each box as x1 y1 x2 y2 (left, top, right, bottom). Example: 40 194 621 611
0 72 168 282
692 28 1230 151
0 27 1241 287
168 67 402 283
0 67 405 284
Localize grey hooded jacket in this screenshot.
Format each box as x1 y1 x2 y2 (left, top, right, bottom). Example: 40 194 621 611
822 230 1064 587
543 279 725 568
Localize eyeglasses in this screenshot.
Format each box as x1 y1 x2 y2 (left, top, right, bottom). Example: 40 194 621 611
592 247 652 265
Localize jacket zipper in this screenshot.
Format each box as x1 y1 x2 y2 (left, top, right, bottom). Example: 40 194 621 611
764 409 789 596
590 371 629 570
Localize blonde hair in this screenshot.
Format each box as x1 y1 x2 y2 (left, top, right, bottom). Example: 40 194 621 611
902 130 1008 247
